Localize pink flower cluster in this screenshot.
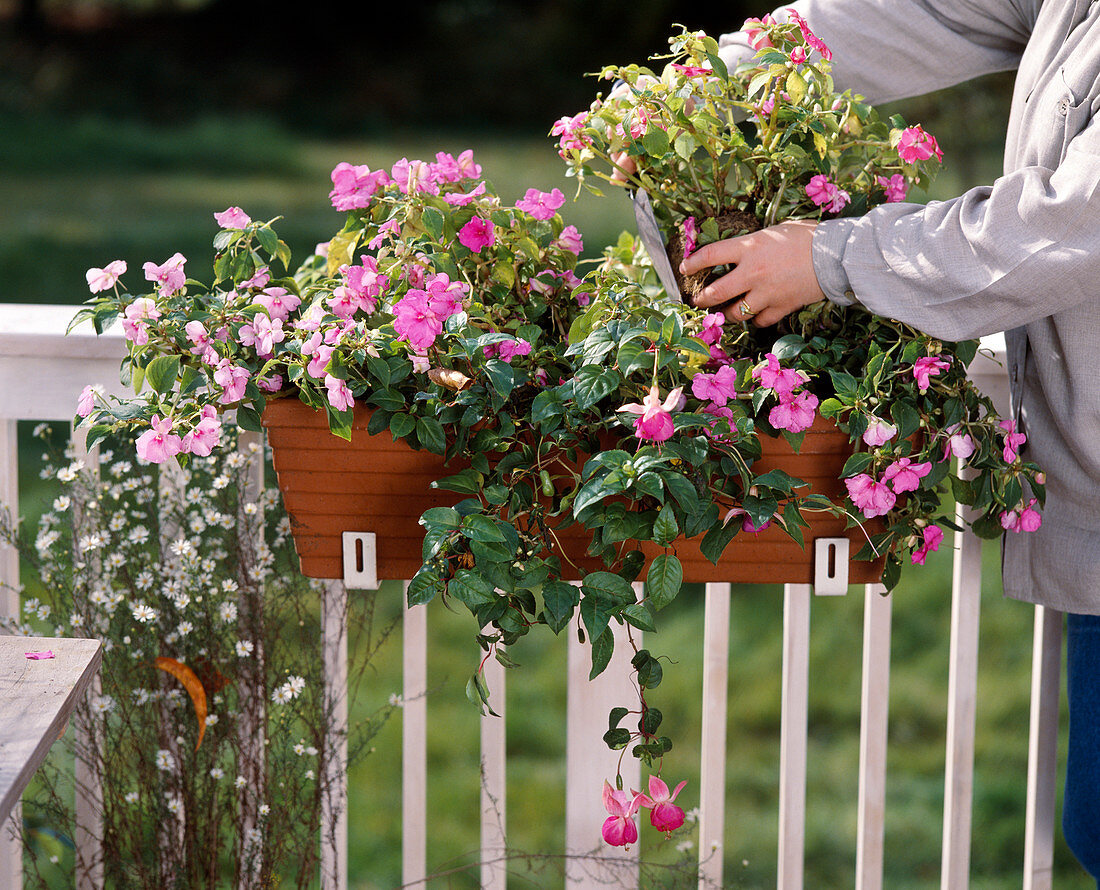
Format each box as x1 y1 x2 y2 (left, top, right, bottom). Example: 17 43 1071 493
483 338 532 363
516 187 565 221
682 216 698 259
805 174 850 214
913 355 950 392
86 260 127 294
752 353 818 433
135 406 222 465
143 252 187 297
845 456 932 519
121 297 161 345
1001 498 1042 533
601 776 687 847
911 525 945 565
551 112 592 158
786 8 832 60
329 150 482 211
1000 419 1027 462
876 173 908 203
330 257 387 317
896 125 943 164
392 274 468 350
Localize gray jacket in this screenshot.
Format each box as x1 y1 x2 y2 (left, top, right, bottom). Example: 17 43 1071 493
719 0 1100 612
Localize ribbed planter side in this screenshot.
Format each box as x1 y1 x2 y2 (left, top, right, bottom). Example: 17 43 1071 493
262 398 885 584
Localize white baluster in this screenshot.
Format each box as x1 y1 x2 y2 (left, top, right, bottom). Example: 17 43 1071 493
402 584 428 887
320 579 349 890
855 584 891 890
777 583 811 890
0 419 21 888
698 583 731 888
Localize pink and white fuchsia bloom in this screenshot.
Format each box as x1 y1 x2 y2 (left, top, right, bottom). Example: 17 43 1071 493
601 781 643 847
636 775 688 835
618 385 684 443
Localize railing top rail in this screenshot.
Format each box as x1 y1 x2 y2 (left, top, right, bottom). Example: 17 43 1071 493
0 304 123 361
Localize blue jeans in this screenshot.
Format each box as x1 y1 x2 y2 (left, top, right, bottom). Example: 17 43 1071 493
1064 612 1100 885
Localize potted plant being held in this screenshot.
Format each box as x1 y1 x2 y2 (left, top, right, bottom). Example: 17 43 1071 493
75 19 1044 838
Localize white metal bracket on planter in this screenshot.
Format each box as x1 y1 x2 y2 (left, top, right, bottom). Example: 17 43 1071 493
813 537 849 595
342 532 379 590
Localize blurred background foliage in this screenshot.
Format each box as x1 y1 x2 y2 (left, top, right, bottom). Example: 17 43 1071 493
4 2 1084 889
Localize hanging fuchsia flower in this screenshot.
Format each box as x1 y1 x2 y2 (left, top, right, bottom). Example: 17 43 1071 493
516 187 565 220
723 505 772 533
636 775 688 835
770 389 819 433
845 473 897 518
601 781 643 848
213 206 251 229
458 216 496 252
742 15 776 49
911 525 944 565
618 385 683 443
912 355 950 392
786 8 832 60
1000 419 1027 462
882 456 932 493
136 415 183 464
896 125 943 164
86 260 127 294
876 173 908 203
862 417 897 447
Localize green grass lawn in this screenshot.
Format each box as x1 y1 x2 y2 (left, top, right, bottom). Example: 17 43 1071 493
4 108 1092 889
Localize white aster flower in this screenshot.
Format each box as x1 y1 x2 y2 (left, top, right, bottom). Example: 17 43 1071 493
131 602 157 623
234 776 247 789
155 749 174 771
52 496 71 512
212 475 230 490
304 770 315 780
209 767 225 780
259 805 270 816
235 640 254 657
124 791 139 804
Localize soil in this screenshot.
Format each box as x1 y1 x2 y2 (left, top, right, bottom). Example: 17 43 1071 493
666 208 761 304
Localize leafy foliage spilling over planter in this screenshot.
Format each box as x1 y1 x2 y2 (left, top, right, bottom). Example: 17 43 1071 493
74 18 1043 830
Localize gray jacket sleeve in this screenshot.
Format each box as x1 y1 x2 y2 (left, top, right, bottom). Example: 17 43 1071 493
814 124 1100 341
717 0 1038 104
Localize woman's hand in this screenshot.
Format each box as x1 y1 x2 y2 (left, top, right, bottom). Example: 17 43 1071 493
679 219 826 326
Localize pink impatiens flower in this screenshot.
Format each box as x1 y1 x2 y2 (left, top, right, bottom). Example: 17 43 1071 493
882 456 932 493
691 364 739 407
682 216 699 259
391 158 438 196
911 524 945 565
1000 419 1027 462
136 415 183 464
769 389 819 433
862 417 897 447
329 162 388 210
86 260 127 294
180 405 222 457
516 187 565 220
786 8 832 60
805 174 850 213
555 225 584 256
845 473 897 519
912 355 950 392
896 125 944 164
752 353 806 399
943 423 976 461
393 289 444 350
213 359 250 404
254 286 302 322
458 216 496 252
325 375 354 412
76 384 101 418
213 206 251 229
618 385 683 443
601 781 643 848
742 15 776 50
143 252 187 296
876 173 908 203
637 775 688 835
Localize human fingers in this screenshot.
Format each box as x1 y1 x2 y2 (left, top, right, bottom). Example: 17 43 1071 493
610 151 637 184
678 237 744 278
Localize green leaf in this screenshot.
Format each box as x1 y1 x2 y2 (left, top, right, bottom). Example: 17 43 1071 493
422 206 445 241
256 225 279 256
841 451 874 477
145 355 180 395
236 404 263 432
652 504 680 546
449 570 498 607
465 671 500 717
589 629 615 680
644 554 682 610
622 601 657 632
674 132 698 160
389 412 416 441
407 567 444 605
640 706 663 736
641 127 670 156
785 69 808 104
603 727 632 750
420 507 462 530
542 580 579 634
573 365 620 410
700 519 739 564
461 514 508 543
416 416 446 454
631 649 663 688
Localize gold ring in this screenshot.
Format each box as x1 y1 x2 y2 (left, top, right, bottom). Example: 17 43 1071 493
739 300 755 318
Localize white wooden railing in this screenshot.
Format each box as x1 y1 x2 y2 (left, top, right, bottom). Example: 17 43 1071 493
0 303 1062 889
